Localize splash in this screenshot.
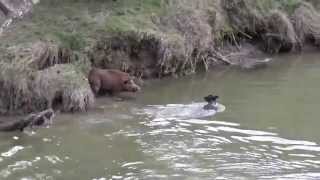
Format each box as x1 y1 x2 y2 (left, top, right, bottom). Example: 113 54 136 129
1 146 24 157
141 102 226 120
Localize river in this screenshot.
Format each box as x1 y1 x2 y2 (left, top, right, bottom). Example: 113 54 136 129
0 52 320 179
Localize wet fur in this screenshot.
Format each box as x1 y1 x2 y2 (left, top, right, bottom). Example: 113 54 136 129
204 95 219 103
203 95 219 110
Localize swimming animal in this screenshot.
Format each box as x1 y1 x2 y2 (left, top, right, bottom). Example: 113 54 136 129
203 95 219 110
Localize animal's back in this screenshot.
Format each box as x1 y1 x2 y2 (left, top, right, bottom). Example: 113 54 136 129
88 68 122 93
99 69 122 91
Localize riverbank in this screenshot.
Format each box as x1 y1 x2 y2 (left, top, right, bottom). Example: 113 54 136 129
0 0 320 115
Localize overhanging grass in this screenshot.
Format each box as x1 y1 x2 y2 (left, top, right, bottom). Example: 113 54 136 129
1 0 320 116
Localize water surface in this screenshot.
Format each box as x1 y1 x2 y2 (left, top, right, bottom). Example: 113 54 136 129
1 52 320 179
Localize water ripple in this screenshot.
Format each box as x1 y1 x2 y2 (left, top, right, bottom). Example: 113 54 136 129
211 126 277 136
44 155 64 164
244 136 316 146
127 103 320 179
121 161 144 168
274 145 320 152
261 172 320 180
1 146 24 157
139 102 225 119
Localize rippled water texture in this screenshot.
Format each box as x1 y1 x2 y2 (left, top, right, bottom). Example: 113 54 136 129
1 52 320 179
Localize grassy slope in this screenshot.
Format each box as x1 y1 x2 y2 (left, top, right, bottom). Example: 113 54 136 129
1 0 310 51
2 0 319 47
1 0 167 50
0 0 319 114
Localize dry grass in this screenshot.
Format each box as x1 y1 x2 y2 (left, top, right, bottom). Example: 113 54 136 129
90 0 223 77
0 42 93 115
264 10 300 53
2 0 320 115
292 2 320 46
221 0 316 53
222 0 267 37
3 41 75 70
34 64 94 112
30 41 74 70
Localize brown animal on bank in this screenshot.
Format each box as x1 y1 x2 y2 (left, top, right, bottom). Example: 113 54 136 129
88 68 141 96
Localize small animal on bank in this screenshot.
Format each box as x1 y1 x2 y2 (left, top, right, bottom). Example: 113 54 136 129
203 95 219 110
0 108 55 132
88 68 141 96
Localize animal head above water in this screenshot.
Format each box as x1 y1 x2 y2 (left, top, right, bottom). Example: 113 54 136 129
204 95 219 103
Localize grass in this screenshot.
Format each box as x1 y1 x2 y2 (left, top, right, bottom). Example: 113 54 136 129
255 0 301 14
0 0 116 114
0 0 311 47
54 31 86 51
0 0 320 115
1 0 168 47
105 0 166 32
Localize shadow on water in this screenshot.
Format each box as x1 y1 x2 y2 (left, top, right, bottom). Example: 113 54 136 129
1 52 320 179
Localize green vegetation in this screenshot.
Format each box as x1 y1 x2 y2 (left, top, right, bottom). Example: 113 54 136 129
105 0 165 32
256 0 301 14
1 0 169 46
54 31 86 51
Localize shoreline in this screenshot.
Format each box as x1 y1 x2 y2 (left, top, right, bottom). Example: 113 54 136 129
0 36 315 117
0 0 320 115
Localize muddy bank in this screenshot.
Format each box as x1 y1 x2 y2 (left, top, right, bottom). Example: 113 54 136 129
0 0 320 115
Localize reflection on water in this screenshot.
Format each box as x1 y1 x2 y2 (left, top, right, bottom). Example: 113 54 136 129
1 52 320 179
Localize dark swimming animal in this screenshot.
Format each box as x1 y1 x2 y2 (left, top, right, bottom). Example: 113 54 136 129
203 95 219 110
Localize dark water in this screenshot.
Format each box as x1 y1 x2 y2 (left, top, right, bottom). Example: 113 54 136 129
1 52 320 179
